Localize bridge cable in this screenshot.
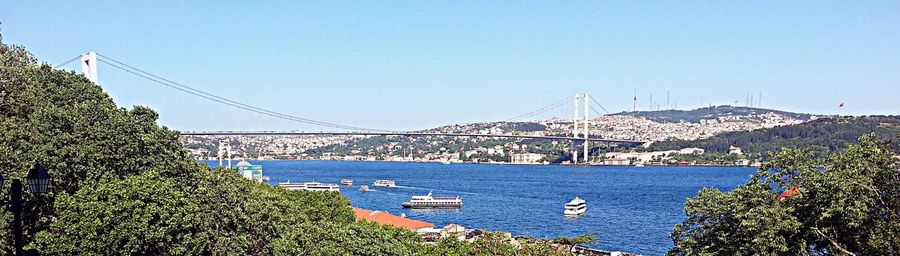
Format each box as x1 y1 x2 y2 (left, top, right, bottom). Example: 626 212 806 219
53 54 83 69
505 94 573 122
95 54 393 132
588 94 610 115
510 100 568 122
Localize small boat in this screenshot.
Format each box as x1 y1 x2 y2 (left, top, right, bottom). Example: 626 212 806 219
340 179 353 186
278 181 340 192
401 191 463 209
373 179 397 188
564 197 587 216
359 185 373 192
635 163 645 167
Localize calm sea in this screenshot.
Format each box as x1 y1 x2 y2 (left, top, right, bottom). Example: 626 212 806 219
205 160 755 255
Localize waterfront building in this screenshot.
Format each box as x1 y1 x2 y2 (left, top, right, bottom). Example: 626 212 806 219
235 160 264 183
603 158 630 165
510 153 545 164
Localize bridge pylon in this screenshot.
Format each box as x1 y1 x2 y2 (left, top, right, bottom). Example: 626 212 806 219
80 52 98 84
572 93 591 164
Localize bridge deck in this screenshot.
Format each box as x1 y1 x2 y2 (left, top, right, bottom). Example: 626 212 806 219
179 131 645 144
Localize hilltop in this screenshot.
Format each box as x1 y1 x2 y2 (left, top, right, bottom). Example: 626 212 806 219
616 105 813 124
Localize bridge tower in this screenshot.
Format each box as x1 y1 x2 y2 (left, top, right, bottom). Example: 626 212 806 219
572 93 591 164
217 143 224 166
583 93 590 163
80 52 99 84
572 94 581 164
217 141 232 167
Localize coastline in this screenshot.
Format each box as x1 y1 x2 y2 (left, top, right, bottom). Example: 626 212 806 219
203 158 758 168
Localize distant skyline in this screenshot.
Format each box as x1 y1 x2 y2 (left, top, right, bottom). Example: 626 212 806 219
2 2 899 131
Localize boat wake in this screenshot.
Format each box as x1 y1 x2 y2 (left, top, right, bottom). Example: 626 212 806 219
394 185 480 195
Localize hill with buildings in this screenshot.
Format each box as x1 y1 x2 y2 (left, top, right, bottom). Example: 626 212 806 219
183 105 817 164
647 115 900 159
617 105 813 124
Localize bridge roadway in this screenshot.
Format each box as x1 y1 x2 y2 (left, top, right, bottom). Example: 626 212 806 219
179 131 646 145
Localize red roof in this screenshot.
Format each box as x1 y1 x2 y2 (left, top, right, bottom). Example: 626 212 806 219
777 186 800 202
353 208 434 230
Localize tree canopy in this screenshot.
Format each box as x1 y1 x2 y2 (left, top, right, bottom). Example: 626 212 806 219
669 134 900 255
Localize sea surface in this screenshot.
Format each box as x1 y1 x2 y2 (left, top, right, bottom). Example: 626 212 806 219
206 160 756 256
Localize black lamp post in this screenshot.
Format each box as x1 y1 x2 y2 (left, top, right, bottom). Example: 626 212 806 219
2 162 51 256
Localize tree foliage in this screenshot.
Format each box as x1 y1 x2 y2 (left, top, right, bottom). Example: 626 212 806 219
669 134 900 255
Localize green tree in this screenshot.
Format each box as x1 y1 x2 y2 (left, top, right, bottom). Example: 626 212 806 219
31 171 207 255
670 134 900 255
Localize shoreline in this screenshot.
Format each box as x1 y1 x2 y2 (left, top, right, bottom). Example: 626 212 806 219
203 158 757 168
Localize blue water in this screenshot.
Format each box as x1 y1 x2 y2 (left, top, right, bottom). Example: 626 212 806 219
208 160 755 255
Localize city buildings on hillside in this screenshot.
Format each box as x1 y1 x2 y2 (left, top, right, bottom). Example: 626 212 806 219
179 111 805 164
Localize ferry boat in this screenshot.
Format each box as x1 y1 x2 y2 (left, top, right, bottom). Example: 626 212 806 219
277 181 340 192
304 182 340 192
359 185 373 192
401 192 462 209
340 179 353 186
373 179 397 188
564 197 587 216
277 181 307 191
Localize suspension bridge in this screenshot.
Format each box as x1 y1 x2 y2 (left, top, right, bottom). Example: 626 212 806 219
57 52 647 163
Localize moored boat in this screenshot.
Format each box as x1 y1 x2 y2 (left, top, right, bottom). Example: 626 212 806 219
278 181 340 192
373 179 397 188
564 197 587 216
401 192 462 209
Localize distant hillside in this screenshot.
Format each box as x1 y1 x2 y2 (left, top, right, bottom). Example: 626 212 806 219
617 105 813 123
648 115 900 158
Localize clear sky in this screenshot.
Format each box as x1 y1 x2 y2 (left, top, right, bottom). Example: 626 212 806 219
2 2 899 131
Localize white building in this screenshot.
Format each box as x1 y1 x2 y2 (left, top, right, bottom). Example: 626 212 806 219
729 146 743 155
510 153 545 164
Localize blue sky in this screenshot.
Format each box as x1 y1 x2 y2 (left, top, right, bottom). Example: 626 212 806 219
2 1 899 131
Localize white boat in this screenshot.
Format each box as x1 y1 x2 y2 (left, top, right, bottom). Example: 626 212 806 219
373 179 397 188
277 181 306 190
359 185 373 192
340 179 353 186
564 197 587 216
304 182 340 192
278 181 340 192
401 191 462 209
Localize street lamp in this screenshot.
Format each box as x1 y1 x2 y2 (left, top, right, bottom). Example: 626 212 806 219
26 162 50 195
4 161 52 256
